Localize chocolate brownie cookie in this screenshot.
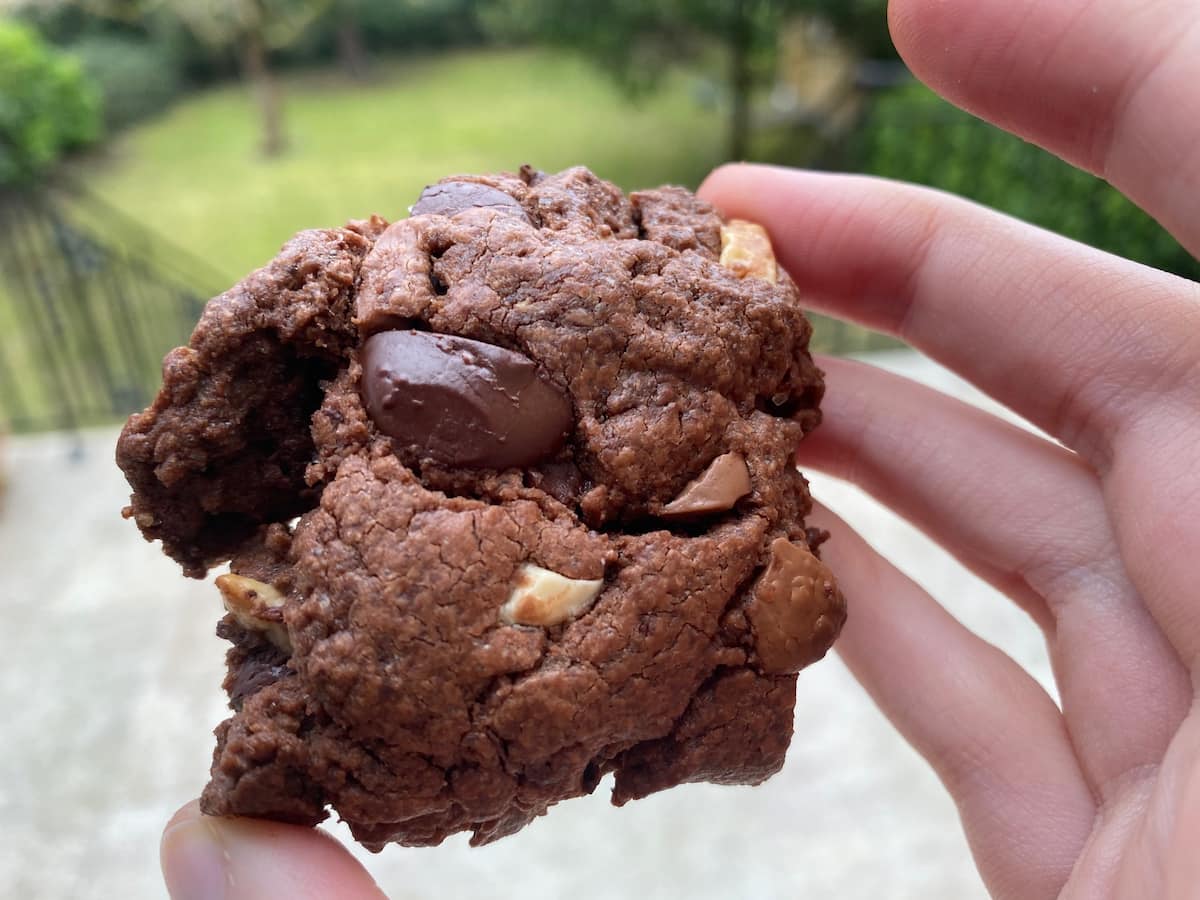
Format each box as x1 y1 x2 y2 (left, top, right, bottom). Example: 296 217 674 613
117 166 845 848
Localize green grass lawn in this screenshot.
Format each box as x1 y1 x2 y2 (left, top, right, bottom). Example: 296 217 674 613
73 48 730 280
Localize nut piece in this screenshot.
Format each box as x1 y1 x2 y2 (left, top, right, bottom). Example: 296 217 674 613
216 573 292 654
500 564 604 627
745 538 845 674
719 220 778 284
661 452 752 520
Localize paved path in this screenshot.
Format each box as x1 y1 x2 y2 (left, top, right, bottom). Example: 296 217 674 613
0 350 1052 899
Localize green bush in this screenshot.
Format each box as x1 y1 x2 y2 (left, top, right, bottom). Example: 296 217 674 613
0 20 101 187
851 81 1199 280
356 0 485 50
71 35 183 130
10 2 100 46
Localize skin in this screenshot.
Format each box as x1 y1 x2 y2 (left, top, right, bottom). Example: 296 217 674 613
162 1 1200 896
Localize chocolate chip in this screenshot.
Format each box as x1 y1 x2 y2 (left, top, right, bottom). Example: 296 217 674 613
411 182 529 222
532 460 583 505
745 538 845 674
361 330 572 469
228 660 290 711
660 452 752 520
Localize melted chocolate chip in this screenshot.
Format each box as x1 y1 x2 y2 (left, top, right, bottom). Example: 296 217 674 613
660 452 752 520
229 660 291 710
411 182 529 222
532 460 584 505
745 538 845 674
361 330 572 469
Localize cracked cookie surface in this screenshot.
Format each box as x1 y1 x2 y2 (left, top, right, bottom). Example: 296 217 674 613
117 166 845 848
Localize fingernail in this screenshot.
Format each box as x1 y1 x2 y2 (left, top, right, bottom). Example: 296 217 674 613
161 803 231 900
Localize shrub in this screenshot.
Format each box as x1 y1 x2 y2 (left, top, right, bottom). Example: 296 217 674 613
0 19 101 187
356 0 484 50
10 1 99 46
850 81 1199 280
71 35 183 130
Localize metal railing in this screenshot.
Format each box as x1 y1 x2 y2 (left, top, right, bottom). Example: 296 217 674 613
0 180 225 433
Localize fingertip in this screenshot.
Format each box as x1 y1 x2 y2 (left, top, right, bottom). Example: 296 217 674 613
161 802 386 900
879 0 1083 140
885 0 1027 125
884 0 973 95
696 162 746 213
164 798 203 833
696 161 753 193
697 162 783 214
884 0 932 81
161 804 230 900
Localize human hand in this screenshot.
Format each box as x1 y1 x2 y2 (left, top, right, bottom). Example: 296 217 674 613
161 1 1200 896
699 0 1200 897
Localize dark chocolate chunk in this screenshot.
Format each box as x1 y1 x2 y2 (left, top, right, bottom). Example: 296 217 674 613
228 660 290 710
411 181 529 222
533 460 584 505
360 329 572 468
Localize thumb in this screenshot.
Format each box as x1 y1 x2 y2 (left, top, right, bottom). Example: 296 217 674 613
161 800 387 900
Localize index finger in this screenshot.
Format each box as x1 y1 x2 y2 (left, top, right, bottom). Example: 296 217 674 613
698 165 1200 467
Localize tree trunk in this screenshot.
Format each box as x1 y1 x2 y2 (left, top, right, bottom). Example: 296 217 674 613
241 27 287 157
727 0 752 161
336 18 370 79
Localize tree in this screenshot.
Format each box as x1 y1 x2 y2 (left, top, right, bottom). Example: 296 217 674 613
169 0 330 155
62 0 327 156
331 0 369 79
484 0 893 162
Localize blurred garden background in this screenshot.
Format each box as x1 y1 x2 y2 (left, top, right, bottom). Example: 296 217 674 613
1 0 1197 434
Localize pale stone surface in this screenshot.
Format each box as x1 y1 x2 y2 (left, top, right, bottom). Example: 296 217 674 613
0 350 1054 899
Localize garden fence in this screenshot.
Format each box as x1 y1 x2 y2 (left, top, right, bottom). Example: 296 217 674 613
0 180 221 433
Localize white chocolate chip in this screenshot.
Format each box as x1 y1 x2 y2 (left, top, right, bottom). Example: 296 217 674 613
500 564 603 627
719 220 778 283
216 573 292 653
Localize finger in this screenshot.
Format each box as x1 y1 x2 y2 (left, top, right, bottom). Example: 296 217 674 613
1104 401 1200 668
698 164 1200 467
161 800 386 900
816 503 1095 900
804 356 1192 796
889 0 1200 256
